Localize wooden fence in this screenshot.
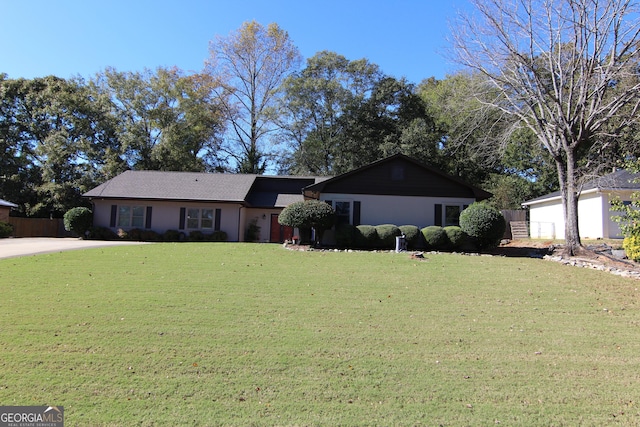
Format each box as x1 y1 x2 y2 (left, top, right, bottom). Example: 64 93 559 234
7 217 69 238
501 210 528 239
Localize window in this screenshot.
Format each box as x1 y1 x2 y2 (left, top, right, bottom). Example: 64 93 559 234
117 206 145 228
334 201 351 226
445 205 461 226
201 209 214 229
187 208 214 229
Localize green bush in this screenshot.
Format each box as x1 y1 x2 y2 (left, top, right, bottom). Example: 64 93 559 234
335 224 356 248
126 228 144 241
87 226 119 241
375 224 401 249
279 200 335 245
207 231 228 242
459 202 506 250
245 219 261 242
63 207 93 237
421 226 448 250
623 234 640 262
399 225 421 249
140 230 161 241
398 225 422 249
355 225 378 249
163 229 182 242
444 226 466 250
189 230 205 241
0 221 14 238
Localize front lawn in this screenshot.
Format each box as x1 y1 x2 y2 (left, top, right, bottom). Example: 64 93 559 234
1 243 639 426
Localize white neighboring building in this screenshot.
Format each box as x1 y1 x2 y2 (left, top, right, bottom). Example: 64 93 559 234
522 170 640 240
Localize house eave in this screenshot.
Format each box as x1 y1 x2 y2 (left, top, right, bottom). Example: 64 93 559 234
84 195 247 205
521 187 604 207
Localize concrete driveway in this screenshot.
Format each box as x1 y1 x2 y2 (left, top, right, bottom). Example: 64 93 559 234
0 237 147 260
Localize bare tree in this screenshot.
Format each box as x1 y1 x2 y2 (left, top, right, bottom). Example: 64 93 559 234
452 0 640 255
206 21 302 173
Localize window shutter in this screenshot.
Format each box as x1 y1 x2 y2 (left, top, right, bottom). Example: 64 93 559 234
110 205 117 227
145 207 152 229
434 204 442 226
353 201 361 226
214 208 221 231
179 207 186 230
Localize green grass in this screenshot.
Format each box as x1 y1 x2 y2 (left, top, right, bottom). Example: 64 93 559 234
1 243 640 426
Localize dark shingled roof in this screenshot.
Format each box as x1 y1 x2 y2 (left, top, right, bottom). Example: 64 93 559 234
83 171 329 207
84 171 260 202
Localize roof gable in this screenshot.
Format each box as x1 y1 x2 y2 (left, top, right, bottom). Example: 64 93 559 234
303 154 492 200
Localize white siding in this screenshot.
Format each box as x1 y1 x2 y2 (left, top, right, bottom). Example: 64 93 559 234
528 198 563 239
320 193 476 228
527 189 636 240
577 192 605 239
91 199 243 241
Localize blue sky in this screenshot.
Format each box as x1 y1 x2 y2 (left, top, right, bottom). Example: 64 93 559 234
0 0 470 84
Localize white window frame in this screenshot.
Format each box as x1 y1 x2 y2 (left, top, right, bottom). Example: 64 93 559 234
117 205 145 228
186 208 214 230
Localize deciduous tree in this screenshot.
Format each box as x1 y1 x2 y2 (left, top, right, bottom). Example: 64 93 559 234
452 0 640 255
0 75 116 216
206 21 302 173
278 51 381 175
91 67 225 172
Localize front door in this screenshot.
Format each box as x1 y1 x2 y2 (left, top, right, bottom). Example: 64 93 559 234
270 214 293 243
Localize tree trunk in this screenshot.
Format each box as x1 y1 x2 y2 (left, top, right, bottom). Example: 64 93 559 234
557 149 582 256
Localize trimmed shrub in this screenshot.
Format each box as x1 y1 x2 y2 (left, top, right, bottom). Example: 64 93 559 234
207 230 228 242
335 224 356 248
279 200 335 245
623 234 640 262
140 230 161 241
355 225 378 249
163 229 182 242
63 207 93 237
459 202 506 250
375 224 401 249
88 226 119 240
126 228 144 241
399 225 421 249
245 219 261 242
444 226 466 250
422 226 448 250
0 221 14 238
189 230 205 241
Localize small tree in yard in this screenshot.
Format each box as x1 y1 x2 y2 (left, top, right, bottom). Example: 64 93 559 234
459 202 505 251
611 161 640 261
64 207 93 237
278 200 335 245
0 222 13 238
